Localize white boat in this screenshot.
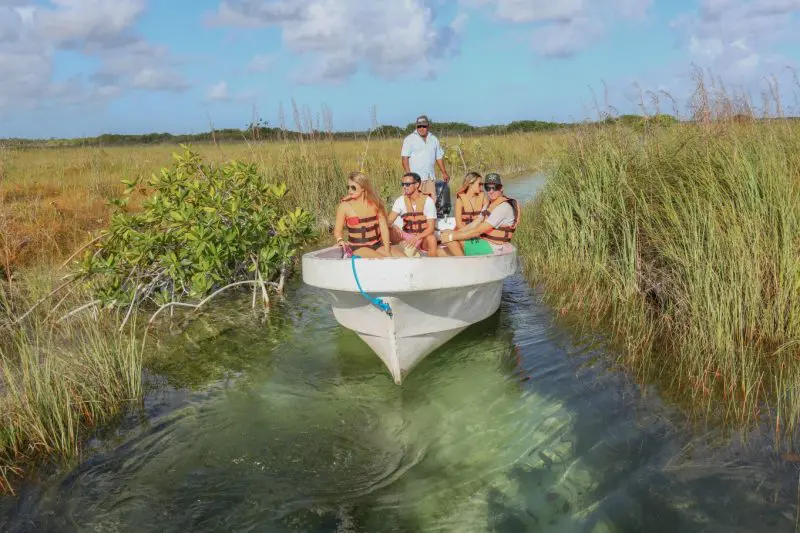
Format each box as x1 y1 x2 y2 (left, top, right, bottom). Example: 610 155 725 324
301 227 518 384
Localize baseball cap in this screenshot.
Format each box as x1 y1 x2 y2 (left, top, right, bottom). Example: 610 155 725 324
415 115 430 126
484 173 502 187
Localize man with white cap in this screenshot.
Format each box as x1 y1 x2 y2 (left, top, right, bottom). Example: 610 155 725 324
401 114 450 197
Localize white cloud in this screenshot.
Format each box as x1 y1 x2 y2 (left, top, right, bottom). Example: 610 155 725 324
532 17 604 58
0 0 187 112
469 0 584 23
208 0 463 83
207 81 230 101
673 0 800 82
465 0 652 58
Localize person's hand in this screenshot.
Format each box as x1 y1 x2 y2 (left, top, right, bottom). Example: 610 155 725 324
336 238 349 248
442 172 450 183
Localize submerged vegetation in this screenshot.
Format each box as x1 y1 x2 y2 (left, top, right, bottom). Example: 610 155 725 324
517 76 800 442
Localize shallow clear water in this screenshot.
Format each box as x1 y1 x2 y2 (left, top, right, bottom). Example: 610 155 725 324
2 175 799 532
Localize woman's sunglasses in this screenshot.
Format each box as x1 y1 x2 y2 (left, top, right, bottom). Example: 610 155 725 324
349 185 358 191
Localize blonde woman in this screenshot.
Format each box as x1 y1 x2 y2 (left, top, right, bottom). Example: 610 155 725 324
454 172 487 230
334 172 399 258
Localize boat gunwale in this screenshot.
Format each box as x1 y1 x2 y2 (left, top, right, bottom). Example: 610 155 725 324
301 246 518 293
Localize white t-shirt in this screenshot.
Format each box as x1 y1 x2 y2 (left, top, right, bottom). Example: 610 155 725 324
391 195 437 229
486 201 515 229
400 132 444 181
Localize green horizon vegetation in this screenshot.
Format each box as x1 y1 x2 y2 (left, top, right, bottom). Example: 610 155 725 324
1 114 684 148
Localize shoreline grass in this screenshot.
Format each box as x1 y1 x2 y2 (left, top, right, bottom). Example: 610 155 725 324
0 268 142 493
0 132 557 493
516 83 800 444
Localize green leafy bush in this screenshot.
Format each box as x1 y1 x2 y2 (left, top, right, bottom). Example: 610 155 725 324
80 146 316 309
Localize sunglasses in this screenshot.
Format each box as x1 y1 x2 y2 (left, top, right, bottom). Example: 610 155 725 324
485 185 501 191
349 185 358 191
401 181 417 187
416 125 428 129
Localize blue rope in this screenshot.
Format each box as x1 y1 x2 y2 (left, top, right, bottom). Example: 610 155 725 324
351 255 393 317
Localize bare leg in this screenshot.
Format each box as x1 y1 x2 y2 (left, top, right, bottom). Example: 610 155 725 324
353 247 383 258
423 234 439 257
442 240 464 256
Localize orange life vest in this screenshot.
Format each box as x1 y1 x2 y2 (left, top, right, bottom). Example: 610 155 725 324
481 196 519 244
458 193 486 225
344 202 381 250
401 195 429 234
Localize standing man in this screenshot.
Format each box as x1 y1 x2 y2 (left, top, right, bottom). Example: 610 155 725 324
401 115 449 197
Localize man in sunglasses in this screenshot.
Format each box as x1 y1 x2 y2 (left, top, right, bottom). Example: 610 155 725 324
439 173 519 256
388 172 439 256
401 115 449 198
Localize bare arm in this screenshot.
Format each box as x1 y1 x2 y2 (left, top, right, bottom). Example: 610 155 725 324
454 197 464 230
378 212 392 253
333 203 348 245
387 210 399 227
449 221 493 242
420 218 436 239
402 156 410 173
436 158 449 182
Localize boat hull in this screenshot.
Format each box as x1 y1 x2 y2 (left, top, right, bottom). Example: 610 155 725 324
302 245 518 384
324 281 504 383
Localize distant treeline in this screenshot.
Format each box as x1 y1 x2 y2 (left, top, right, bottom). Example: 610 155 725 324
10 113 796 149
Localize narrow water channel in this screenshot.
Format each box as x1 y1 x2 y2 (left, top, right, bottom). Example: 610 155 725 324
1 174 798 532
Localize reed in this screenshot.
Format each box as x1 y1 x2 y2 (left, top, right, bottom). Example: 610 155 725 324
516 77 800 441
0 268 142 493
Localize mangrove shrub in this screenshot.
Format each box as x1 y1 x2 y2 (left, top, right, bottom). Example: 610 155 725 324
80 146 316 309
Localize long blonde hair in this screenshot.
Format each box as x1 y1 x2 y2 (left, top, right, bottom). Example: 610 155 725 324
348 171 387 217
457 172 483 196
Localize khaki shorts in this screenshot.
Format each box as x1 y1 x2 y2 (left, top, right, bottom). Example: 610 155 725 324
419 180 435 196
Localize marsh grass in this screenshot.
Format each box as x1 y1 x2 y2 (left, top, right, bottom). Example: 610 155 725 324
0 269 142 493
517 78 800 444
1 133 557 273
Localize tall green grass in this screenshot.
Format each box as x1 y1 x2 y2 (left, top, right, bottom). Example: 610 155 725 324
517 103 800 441
0 269 142 493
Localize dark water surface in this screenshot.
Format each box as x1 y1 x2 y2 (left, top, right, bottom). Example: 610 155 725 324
2 175 798 532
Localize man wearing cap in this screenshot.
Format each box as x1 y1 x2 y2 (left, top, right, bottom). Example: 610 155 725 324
401 115 450 197
439 172 519 256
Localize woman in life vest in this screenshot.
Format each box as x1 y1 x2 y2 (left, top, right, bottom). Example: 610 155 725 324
454 172 488 230
440 172 519 256
333 171 399 258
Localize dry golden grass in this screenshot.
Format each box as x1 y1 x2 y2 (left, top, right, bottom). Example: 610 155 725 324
1 133 560 276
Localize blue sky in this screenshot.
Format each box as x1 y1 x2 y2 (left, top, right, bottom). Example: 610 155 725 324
2 0 799 138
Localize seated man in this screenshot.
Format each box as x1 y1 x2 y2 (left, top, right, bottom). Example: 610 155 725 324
440 173 518 256
388 172 439 257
